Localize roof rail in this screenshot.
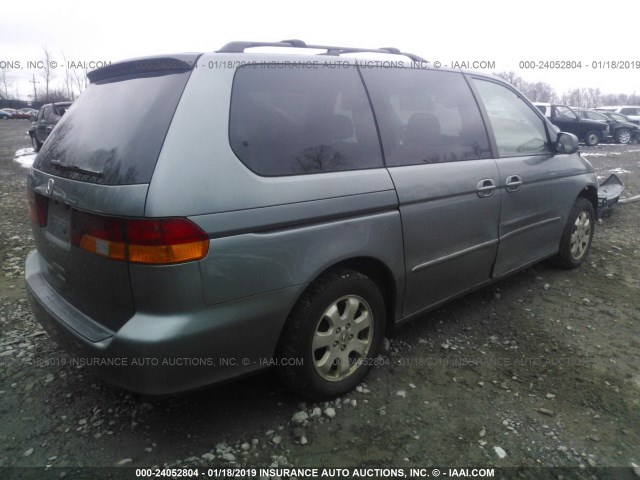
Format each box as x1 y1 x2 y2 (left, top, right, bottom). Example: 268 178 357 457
216 39 427 63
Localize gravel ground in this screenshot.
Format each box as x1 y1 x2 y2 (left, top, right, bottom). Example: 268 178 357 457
0 120 638 478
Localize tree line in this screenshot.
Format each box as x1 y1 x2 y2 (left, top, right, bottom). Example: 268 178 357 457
494 71 640 107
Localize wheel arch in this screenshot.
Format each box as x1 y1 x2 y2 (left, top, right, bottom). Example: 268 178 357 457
577 184 598 213
285 256 399 338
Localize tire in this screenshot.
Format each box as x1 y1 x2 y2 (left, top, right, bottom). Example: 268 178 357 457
0 114 8 120
584 131 600 146
31 135 42 152
552 198 595 269
276 269 385 400
615 128 631 144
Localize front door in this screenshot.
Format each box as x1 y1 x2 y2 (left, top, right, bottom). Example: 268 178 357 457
471 78 569 277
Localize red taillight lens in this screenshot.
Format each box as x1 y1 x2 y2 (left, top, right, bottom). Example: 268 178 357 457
71 212 209 265
27 190 48 227
72 211 126 261
126 218 209 264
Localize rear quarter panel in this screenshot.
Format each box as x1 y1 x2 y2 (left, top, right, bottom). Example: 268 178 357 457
146 53 406 317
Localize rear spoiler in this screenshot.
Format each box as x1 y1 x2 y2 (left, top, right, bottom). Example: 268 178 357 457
87 53 202 83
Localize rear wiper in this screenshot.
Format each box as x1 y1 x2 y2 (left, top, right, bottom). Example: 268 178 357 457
50 160 103 178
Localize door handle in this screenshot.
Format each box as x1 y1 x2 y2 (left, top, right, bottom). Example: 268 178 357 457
476 179 496 198
505 175 523 193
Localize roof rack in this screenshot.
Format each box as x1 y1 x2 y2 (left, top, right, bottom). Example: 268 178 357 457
216 39 427 63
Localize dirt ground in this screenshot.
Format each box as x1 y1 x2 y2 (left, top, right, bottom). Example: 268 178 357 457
0 120 638 479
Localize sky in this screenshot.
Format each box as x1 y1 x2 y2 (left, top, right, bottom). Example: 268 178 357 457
2 0 640 101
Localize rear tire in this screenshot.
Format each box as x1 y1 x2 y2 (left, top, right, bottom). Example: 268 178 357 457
615 128 631 144
584 131 600 146
276 269 385 400
552 198 595 269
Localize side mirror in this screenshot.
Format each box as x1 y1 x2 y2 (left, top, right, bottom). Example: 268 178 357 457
556 132 579 154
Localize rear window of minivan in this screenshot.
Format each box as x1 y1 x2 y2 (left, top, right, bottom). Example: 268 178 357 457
229 64 383 176
34 70 191 185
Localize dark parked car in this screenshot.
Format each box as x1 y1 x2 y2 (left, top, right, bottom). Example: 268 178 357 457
25 41 598 399
28 102 73 151
600 111 640 144
595 106 640 125
574 108 639 144
534 103 609 146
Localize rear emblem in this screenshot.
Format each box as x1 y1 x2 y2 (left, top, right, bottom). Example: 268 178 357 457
46 179 54 195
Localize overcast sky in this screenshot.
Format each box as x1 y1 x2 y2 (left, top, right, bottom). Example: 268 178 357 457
2 0 640 101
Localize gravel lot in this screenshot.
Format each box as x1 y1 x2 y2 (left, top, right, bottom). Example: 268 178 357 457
0 120 638 478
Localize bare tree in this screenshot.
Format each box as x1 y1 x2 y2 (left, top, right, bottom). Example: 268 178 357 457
71 66 89 94
29 74 40 102
41 45 53 102
0 68 12 100
494 71 556 103
61 52 75 100
587 88 601 108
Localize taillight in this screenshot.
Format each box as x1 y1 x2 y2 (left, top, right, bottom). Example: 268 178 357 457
126 219 209 264
27 190 48 227
71 211 209 265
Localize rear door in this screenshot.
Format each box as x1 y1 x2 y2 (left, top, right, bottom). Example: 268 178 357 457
361 67 500 316
470 78 568 277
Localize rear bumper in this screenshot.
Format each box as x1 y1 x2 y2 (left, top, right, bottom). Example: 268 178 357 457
25 250 300 395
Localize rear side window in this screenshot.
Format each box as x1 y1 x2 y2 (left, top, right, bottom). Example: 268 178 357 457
360 68 491 166
34 70 191 185
473 80 551 157
229 64 383 176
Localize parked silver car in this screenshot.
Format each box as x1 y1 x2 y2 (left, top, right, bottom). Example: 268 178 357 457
25 40 598 399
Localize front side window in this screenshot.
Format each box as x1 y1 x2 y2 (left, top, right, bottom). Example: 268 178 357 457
473 79 551 157
554 106 578 120
229 65 383 176
584 111 606 122
610 113 628 122
361 68 491 166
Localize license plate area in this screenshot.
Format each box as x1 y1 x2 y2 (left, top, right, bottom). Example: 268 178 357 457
46 200 72 247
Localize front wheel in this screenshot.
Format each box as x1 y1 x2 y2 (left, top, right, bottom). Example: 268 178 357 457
584 131 600 146
276 269 385 400
552 198 595 269
615 128 631 144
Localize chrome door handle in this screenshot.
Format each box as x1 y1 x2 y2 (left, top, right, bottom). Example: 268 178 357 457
505 175 523 192
477 179 496 198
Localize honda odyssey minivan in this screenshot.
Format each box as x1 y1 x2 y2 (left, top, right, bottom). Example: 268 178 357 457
25 40 598 399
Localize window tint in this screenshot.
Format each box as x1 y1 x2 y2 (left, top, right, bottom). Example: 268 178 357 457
35 70 192 185
473 80 551 157
361 68 491 166
229 65 383 176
